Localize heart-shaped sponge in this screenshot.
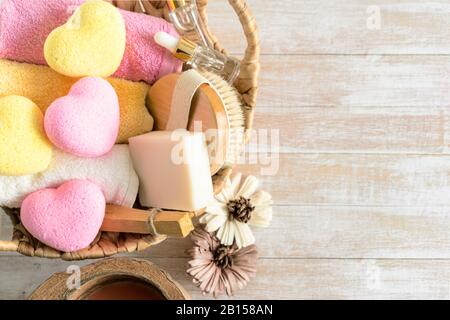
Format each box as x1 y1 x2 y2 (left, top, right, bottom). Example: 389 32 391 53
21 179 106 253
0 95 53 176
45 77 120 157
44 0 126 77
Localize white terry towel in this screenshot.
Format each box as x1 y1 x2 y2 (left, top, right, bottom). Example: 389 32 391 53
0 145 139 208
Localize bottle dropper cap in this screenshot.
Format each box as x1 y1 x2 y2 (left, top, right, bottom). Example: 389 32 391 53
154 32 196 62
154 32 179 52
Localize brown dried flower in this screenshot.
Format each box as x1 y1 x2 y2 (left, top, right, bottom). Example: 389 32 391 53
186 227 258 297
227 196 255 223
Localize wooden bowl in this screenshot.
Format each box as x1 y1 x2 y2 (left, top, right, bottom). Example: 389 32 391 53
29 258 190 300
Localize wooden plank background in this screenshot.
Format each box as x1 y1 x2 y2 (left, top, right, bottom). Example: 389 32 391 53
3 0 450 299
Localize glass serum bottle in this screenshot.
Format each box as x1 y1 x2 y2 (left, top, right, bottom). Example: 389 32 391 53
155 31 241 84
167 0 213 48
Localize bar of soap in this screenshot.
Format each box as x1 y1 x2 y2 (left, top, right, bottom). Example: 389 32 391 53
129 131 213 211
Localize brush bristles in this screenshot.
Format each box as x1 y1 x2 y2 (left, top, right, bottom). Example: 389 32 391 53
201 71 246 166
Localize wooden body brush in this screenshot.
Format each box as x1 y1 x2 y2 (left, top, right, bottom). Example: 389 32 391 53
147 70 245 175
201 70 245 167
101 205 195 238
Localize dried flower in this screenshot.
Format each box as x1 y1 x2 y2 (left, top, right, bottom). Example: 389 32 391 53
200 173 273 248
186 228 258 297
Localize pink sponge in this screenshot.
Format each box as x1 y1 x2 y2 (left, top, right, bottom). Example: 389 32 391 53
0 0 182 84
21 179 106 253
44 77 120 158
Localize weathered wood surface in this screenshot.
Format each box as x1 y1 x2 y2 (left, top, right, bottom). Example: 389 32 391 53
3 255 450 300
209 0 450 55
3 0 450 300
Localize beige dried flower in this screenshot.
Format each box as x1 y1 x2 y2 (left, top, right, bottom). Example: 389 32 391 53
186 228 258 297
200 173 273 248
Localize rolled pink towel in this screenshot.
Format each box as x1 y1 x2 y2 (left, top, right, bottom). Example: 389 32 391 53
0 0 182 84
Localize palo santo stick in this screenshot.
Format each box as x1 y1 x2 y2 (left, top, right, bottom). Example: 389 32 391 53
102 205 195 238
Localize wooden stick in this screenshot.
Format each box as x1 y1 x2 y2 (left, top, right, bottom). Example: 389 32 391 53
101 205 195 238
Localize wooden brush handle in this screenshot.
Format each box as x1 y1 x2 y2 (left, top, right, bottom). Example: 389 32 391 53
147 72 228 175
102 205 196 238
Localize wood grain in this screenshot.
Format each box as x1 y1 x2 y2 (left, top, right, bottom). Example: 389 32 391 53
208 0 450 55
253 107 450 154
257 55 450 108
4 205 450 260
143 205 450 260
2 255 450 300
240 153 450 206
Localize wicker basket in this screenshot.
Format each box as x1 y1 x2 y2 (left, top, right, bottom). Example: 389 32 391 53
0 0 260 260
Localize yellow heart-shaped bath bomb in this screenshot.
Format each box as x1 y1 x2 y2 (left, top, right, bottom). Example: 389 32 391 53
0 96 53 176
44 0 126 78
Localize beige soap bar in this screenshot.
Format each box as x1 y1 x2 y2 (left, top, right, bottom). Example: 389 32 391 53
129 131 214 211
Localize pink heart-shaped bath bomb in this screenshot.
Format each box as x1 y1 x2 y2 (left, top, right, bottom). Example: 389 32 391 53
45 77 120 157
21 180 106 253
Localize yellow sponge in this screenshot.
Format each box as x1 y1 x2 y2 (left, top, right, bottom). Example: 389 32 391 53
44 0 126 77
0 59 153 143
0 95 53 176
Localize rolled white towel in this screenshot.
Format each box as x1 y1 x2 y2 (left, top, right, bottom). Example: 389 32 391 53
0 145 138 208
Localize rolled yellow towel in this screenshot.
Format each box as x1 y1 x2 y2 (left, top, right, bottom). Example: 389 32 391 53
0 59 153 143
